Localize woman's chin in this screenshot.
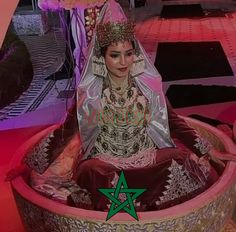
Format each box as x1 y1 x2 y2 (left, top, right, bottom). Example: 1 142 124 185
116 72 129 79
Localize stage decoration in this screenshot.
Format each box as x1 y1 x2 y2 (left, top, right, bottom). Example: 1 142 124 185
38 0 106 10
36 0 106 82
10 117 236 231
61 0 106 10
84 6 103 44
38 0 61 11
0 31 33 109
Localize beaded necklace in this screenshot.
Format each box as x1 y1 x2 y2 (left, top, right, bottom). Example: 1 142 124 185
108 73 134 107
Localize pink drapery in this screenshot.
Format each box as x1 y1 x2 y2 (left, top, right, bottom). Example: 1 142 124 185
38 0 106 10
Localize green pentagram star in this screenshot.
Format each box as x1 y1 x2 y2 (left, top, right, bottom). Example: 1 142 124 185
98 171 146 221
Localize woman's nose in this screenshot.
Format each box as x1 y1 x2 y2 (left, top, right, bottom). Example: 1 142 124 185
120 55 126 65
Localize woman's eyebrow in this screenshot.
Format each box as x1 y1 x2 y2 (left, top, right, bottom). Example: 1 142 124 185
110 49 134 53
110 51 121 54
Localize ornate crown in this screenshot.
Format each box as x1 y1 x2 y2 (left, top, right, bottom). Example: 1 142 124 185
96 21 135 47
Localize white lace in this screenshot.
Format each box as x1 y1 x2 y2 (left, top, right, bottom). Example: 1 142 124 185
94 148 157 169
194 136 212 155
155 159 204 206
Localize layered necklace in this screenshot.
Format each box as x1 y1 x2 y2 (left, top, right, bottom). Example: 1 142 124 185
108 73 134 107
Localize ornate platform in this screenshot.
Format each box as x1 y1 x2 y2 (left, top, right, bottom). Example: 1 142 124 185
10 118 236 231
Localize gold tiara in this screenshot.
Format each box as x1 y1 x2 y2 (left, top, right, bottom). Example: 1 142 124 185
96 21 135 47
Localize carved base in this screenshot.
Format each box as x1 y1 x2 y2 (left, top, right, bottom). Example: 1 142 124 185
12 185 236 232
10 118 236 232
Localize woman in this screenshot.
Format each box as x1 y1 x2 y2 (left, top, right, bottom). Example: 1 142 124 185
6 0 236 211
65 0 235 211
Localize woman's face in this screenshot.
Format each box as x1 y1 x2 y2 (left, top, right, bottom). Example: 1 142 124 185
104 41 134 79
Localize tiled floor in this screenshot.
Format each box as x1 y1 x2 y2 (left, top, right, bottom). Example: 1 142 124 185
128 0 236 123
1 0 236 231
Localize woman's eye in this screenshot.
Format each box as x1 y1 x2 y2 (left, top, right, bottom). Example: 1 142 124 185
110 54 119 58
126 51 134 56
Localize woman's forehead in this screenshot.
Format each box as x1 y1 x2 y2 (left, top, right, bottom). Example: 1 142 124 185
107 41 133 51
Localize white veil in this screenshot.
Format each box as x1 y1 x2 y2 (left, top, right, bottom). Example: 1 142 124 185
77 0 175 158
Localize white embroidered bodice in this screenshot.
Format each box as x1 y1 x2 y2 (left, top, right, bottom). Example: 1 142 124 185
90 78 155 157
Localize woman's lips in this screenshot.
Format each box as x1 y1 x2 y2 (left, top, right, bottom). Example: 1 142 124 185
118 67 128 72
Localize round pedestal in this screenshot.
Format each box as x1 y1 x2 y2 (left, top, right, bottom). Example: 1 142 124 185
11 118 236 231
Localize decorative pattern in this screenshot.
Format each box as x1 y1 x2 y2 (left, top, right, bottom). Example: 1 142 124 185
155 159 204 206
24 132 54 174
93 82 154 158
194 136 213 155
96 21 135 48
0 30 66 121
70 188 92 207
12 183 236 231
84 6 103 44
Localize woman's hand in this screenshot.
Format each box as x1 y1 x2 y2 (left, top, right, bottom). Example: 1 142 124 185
5 164 29 181
207 147 236 167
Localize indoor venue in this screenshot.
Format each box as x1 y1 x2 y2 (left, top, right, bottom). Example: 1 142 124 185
1 0 236 231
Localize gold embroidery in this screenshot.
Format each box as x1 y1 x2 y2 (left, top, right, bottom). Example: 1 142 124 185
155 159 204 206
93 82 154 157
24 132 54 174
12 184 236 231
194 136 213 155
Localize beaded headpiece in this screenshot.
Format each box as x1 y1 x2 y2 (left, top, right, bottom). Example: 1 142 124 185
96 21 135 47
92 20 144 77
94 20 140 58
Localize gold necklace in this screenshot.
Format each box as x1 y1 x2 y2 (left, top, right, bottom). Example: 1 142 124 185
108 74 132 106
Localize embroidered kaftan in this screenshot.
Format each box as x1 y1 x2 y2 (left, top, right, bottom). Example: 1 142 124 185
68 82 219 210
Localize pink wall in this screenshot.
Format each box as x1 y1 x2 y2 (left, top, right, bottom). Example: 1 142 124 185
0 0 19 48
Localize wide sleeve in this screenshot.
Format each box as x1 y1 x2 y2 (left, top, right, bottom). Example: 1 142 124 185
24 106 79 174
166 99 212 157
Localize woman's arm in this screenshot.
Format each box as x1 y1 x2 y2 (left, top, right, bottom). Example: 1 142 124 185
166 99 211 157
6 105 79 181
24 107 79 174
166 99 236 166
